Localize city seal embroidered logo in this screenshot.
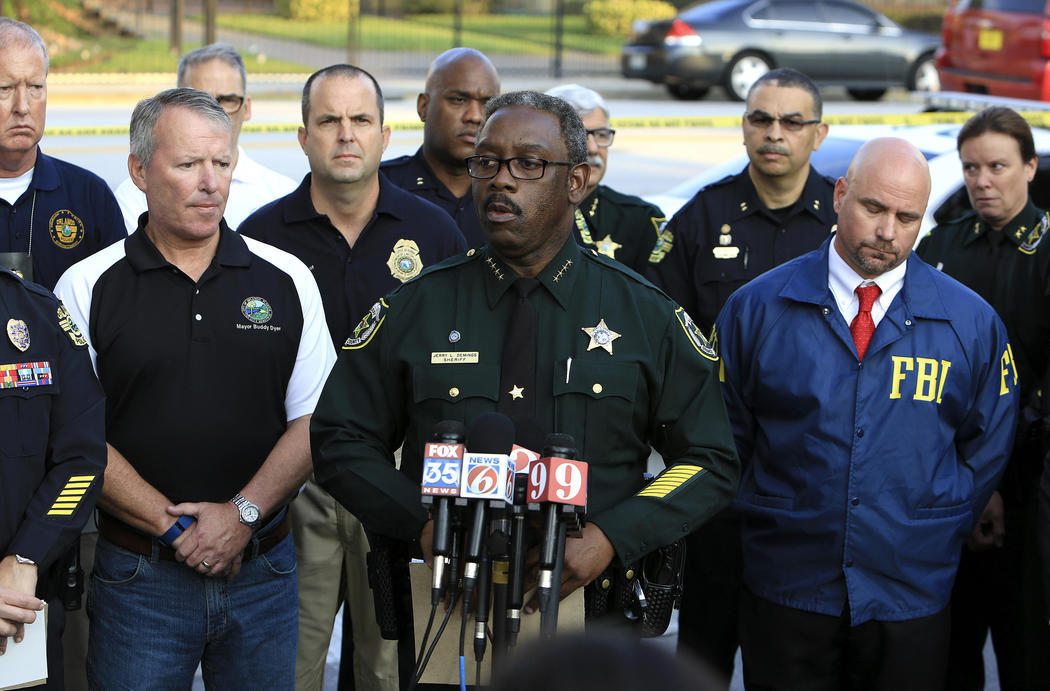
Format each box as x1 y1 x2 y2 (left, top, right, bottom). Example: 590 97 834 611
387 239 423 282
49 210 85 249
241 297 273 324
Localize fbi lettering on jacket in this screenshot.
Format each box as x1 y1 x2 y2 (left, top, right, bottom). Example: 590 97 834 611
888 346 1016 403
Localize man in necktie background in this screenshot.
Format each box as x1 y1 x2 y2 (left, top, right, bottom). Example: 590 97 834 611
713 138 1018 690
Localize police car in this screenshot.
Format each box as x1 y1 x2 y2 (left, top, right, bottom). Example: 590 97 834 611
646 123 1050 244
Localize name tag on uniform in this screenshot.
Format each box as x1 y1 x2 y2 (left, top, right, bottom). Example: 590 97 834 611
431 351 479 364
712 246 740 259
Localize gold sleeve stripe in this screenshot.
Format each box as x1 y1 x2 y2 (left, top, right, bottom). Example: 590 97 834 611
636 465 705 499
47 476 96 517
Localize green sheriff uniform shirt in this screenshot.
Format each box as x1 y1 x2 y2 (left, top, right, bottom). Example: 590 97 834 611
310 235 739 564
573 185 666 275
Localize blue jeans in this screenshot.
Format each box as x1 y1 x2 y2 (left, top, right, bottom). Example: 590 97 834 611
86 531 298 690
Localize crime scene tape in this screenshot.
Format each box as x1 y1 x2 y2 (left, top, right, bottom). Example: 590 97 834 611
41 111 1050 137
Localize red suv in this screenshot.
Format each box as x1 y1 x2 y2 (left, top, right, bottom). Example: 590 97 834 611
937 0 1050 101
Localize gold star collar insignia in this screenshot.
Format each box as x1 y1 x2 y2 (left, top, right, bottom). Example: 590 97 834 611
508 385 525 400
582 318 621 355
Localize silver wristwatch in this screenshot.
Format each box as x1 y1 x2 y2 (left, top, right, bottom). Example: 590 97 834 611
230 493 261 530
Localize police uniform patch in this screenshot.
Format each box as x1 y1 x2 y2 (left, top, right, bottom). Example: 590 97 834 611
344 299 388 350
49 210 85 250
387 239 423 282
57 304 87 349
648 227 674 264
7 319 29 352
241 297 273 324
675 307 718 362
1018 213 1048 255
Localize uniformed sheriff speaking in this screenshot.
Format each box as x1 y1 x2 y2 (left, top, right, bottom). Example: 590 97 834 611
0 19 124 291
113 43 296 233
382 48 500 248
916 107 1050 690
311 91 740 608
715 138 1018 689
0 270 105 691
545 84 666 275
646 67 835 335
53 88 335 689
241 64 467 691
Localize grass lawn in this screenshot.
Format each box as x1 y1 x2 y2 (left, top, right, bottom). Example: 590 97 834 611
209 12 622 55
48 38 313 74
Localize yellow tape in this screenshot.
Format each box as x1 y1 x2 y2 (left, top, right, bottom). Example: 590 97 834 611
42 111 1050 138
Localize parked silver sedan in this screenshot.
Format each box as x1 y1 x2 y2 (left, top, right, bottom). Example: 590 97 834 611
622 0 941 101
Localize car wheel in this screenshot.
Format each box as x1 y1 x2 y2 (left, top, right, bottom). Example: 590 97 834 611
908 53 940 92
667 83 709 100
724 52 771 102
846 88 888 101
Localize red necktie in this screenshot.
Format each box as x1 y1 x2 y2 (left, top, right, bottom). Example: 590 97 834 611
850 284 882 361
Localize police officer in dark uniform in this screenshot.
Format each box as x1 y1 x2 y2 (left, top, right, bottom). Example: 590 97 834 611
381 48 500 248
0 268 105 690
916 107 1050 691
546 84 666 275
0 19 124 291
644 67 834 678
241 64 467 691
311 91 739 647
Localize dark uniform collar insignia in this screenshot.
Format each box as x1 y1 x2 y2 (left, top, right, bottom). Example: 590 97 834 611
482 238 581 310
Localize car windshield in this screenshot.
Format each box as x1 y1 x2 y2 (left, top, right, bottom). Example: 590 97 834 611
809 138 941 180
680 0 753 23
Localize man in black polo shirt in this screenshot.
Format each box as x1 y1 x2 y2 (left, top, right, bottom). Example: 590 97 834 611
0 18 123 290
54 88 335 689
381 48 500 247
239 64 466 691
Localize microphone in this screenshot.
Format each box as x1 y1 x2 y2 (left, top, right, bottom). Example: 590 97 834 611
505 415 545 652
528 433 588 637
421 420 466 606
459 413 515 614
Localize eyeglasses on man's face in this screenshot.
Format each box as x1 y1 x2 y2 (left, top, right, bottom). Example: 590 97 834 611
465 155 574 180
214 93 246 115
586 128 616 148
744 111 820 133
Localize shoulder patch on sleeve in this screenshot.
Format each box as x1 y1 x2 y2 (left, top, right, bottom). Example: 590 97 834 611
57 303 87 349
343 299 389 350
674 307 718 362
